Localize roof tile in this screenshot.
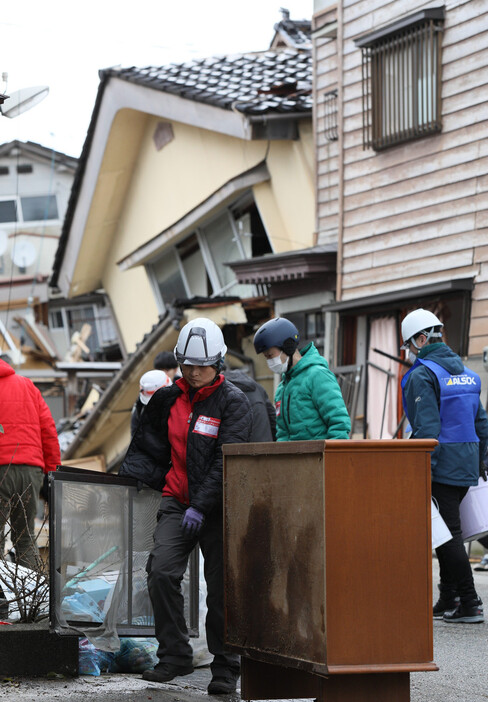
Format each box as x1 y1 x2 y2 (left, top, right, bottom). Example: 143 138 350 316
112 47 312 116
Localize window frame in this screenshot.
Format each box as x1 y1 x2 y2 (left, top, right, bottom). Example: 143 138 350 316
147 193 269 311
0 193 59 224
323 89 338 142
48 303 105 355
0 197 18 223
355 7 444 151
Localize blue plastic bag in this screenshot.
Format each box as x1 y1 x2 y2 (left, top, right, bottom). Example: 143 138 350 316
109 638 158 673
79 638 115 675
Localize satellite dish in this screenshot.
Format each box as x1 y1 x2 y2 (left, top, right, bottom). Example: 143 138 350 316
0 230 7 256
1 86 49 119
12 240 36 269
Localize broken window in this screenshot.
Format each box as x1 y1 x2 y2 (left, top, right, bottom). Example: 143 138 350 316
148 194 271 310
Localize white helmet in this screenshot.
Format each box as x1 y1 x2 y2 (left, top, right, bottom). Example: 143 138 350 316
174 318 227 366
139 369 172 405
401 308 443 349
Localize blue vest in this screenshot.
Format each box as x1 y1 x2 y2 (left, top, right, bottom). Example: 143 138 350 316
401 358 480 443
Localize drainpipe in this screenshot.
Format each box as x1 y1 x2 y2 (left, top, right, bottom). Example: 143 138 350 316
331 3 345 367
336 1 345 303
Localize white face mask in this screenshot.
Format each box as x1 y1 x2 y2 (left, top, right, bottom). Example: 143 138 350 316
267 355 289 374
408 351 418 365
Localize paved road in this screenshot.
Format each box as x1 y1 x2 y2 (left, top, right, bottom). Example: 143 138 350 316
411 558 488 702
1 557 487 701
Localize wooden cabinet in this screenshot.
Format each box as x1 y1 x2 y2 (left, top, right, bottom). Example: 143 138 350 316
223 439 438 702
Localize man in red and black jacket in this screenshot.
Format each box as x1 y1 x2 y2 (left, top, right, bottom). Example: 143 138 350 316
120 318 251 695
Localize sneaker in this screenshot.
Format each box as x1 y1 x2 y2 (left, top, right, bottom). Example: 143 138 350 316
142 662 194 682
474 554 488 571
208 673 239 695
443 598 484 624
433 595 460 618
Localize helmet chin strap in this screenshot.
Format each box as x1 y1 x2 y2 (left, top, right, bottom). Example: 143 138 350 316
411 327 443 349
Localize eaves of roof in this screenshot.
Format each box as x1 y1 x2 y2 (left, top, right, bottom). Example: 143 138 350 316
323 277 473 313
229 245 337 285
0 139 78 169
49 75 109 290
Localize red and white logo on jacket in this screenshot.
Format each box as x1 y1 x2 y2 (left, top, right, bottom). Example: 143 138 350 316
275 401 281 417
193 415 221 437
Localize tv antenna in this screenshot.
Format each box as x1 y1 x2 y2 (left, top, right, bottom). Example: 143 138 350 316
0 72 49 118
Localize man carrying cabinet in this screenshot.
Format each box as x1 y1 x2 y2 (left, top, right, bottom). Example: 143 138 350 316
401 308 488 623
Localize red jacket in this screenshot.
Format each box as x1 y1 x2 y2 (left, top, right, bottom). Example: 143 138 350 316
0 358 60 473
163 375 224 505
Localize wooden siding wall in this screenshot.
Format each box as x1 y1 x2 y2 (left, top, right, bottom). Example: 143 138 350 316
314 0 488 357
314 6 340 246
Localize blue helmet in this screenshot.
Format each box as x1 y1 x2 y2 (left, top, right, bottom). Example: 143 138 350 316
253 318 300 356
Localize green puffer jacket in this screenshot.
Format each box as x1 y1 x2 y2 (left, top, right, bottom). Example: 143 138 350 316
274 342 351 441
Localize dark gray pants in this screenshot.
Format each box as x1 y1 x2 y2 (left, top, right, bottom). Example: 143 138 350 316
432 481 478 604
146 496 239 677
0 464 43 570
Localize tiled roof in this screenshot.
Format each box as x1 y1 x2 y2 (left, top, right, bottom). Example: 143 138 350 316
107 48 312 116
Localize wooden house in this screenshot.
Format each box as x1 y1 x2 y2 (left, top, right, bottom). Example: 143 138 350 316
312 0 488 437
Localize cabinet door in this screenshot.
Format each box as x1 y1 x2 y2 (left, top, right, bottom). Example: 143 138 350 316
49 467 199 640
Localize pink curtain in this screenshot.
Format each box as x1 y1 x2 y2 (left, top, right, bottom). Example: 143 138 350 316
367 317 399 439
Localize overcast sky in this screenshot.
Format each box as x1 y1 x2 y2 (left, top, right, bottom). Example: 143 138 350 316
0 0 313 158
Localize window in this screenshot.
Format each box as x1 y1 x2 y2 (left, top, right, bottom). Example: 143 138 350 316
49 310 64 329
17 164 33 174
323 90 338 142
287 310 325 355
0 199 17 222
152 249 187 304
201 212 245 293
49 300 121 361
306 311 325 339
21 195 58 221
355 8 444 150
176 234 211 297
0 167 9 176
0 194 58 222
149 196 269 310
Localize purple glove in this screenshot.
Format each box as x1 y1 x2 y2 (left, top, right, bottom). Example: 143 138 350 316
181 507 205 537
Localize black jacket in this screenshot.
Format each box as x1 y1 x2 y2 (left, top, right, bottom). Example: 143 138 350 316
130 398 144 437
223 370 276 442
119 378 251 515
